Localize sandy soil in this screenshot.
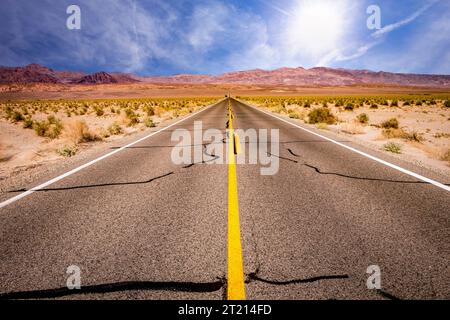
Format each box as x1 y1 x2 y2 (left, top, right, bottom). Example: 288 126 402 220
0 97 207 182
0 115 152 181
249 101 450 177
1 83 449 101
333 104 450 167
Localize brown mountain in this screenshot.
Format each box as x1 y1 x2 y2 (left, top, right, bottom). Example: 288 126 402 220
0 64 139 84
0 64 60 84
1 64 449 87
142 67 450 87
76 72 119 84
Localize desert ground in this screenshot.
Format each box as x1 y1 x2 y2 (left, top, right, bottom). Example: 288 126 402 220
240 93 450 176
0 83 449 185
0 86 220 184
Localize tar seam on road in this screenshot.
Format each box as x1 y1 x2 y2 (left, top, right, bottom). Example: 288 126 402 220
0 279 225 300
227 99 246 300
238 99 450 192
0 100 224 210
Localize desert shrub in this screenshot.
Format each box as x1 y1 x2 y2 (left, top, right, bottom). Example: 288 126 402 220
64 120 99 143
341 123 365 135
403 131 424 142
316 123 328 130
144 117 156 128
172 109 180 118
288 110 300 119
94 106 104 117
384 142 402 154
47 116 63 139
57 145 78 157
308 107 337 125
441 149 450 163
3 106 13 119
47 115 58 125
32 117 63 139
444 100 450 108
382 128 405 139
344 103 354 111
357 113 369 124
370 104 378 109
107 122 123 135
391 100 398 107
11 111 25 123
23 117 34 129
381 118 399 129
145 106 155 116
33 121 50 137
403 101 411 106
124 108 139 126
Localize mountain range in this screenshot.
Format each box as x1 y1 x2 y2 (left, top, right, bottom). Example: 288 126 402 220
1 64 449 88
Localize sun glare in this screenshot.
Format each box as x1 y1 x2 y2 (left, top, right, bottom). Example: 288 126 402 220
286 0 347 56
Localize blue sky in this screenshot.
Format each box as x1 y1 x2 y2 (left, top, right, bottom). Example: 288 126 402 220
1 0 449 75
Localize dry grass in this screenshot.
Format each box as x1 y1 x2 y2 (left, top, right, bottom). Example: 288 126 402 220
357 113 369 124
308 107 337 125
381 128 424 142
403 131 424 143
384 142 402 154
62 120 100 144
57 145 78 157
107 122 123 135
315 123 328 130
340 122 366 135
382 128 407 139
441 149 450 164
381 118 399 129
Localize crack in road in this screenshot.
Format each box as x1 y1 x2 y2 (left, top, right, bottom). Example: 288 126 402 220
9 143 223 193
182 143 221 169
376 290 401 300
8 172 175 193
246 268 349 285
267 151 299 164
282 148 438 185
0 278 226 300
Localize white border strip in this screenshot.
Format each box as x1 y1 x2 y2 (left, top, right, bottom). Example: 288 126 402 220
0 100 224 209
238 99 450 192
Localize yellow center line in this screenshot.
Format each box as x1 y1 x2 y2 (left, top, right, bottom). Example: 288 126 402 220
227 99 246 300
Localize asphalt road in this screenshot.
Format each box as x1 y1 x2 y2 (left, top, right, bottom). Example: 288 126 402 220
0 98 449 300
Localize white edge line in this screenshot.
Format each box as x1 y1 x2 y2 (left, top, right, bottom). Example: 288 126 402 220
237 99 450 192
0 99 225 209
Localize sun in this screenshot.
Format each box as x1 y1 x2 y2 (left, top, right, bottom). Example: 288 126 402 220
285 0 348 57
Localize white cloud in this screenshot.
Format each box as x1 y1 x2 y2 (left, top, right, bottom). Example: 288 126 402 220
318 0 441 68
226 18 279 71
187 2 228 52
371 0 438 38
1 0 448 74
374 11 450 74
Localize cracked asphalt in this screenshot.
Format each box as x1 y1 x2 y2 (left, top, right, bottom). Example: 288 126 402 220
0 98 449 300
